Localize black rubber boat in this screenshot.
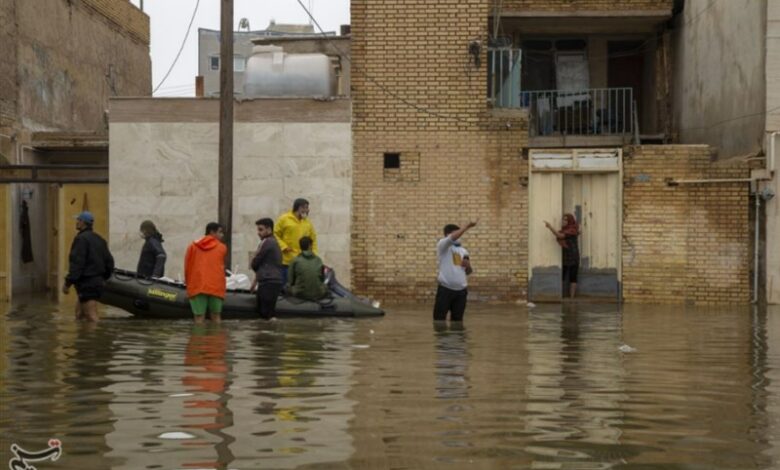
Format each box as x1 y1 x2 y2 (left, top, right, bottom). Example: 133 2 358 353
100 268 384 319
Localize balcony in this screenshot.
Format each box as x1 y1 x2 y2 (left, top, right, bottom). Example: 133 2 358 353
489 46 640 147
521 88 635 138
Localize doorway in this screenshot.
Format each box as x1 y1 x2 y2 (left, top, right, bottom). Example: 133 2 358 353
0 184 9 301
528 149 622 302
608 41 644 131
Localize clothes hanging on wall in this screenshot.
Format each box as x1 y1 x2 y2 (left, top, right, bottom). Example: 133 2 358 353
20 200 33 263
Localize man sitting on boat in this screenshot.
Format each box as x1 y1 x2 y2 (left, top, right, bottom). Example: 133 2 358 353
286 236 327 301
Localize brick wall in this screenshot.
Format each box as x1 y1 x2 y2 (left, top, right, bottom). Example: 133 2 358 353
502 0 674 12
351 0 530 302
81 0 149 45
622 145 751 305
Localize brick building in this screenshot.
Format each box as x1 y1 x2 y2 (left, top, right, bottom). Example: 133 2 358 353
0 0 151 301
350 0 763 305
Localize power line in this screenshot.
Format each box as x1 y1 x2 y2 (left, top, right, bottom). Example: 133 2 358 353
679 103 780 132
153 0 201 94
293 0 473 124
295 0 764 130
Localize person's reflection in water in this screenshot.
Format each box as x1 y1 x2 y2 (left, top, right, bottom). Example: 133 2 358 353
560 303 583 395
181 323 235 469
434 322 470 399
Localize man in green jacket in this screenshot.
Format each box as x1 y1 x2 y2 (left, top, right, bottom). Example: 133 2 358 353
287 236 327 301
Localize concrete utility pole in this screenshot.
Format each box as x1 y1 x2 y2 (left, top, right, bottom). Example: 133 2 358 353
219 0 234 267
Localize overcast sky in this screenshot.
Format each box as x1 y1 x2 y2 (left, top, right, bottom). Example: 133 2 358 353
128 0 350 96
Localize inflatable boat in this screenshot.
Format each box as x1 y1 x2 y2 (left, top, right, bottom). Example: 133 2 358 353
100 269 384 319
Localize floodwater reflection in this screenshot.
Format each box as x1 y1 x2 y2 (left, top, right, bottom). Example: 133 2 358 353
1 299 780 469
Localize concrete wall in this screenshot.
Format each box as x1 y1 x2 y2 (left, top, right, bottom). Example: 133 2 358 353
108 98 352 285
198 29 263 98
672 0 767 159
766 1 780 304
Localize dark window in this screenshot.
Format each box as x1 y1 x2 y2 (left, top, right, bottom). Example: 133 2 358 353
384 153 400 169
555 39 587 51
210 56 220 71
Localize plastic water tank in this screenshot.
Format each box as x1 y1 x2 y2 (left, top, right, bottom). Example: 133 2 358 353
244 45 335 97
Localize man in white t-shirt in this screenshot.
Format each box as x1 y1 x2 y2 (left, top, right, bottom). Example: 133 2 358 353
434 221 477 321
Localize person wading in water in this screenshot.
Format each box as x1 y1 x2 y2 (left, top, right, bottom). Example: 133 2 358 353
545 213 580 299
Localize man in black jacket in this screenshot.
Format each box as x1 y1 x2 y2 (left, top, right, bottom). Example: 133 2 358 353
62 211 115 322
250 218 283 320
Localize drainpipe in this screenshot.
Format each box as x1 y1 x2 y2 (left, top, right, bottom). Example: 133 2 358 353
754 190 761 304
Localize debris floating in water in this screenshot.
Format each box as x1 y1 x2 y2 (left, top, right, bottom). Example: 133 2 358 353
369 329 375 334
618 344 637 353
527 302 536 308
158 431 195 440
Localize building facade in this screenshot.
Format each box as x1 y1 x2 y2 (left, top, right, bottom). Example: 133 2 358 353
0 0 151 301
350 0 759 305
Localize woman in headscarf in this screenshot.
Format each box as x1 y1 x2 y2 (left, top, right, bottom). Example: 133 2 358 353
137 220 167 278
545 213 580 298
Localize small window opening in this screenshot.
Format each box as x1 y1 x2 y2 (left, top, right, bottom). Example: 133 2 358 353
384 153 400 169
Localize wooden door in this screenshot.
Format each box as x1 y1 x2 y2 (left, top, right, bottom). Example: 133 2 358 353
0 184 10 302
563 173 621 298
54 184 109 302
528 172 563 301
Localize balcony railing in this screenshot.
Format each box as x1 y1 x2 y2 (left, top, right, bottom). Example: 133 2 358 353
488 47 522 108
521 88 635 137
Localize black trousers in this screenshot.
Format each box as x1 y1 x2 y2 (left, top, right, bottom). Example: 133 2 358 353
433 284 468 321
256 283 282 319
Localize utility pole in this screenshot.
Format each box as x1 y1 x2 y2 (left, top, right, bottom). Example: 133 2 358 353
219 0 234 267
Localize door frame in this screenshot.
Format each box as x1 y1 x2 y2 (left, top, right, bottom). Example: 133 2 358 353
528 148 623 301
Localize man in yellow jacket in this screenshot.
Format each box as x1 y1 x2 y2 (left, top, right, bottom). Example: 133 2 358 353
275 198 318 284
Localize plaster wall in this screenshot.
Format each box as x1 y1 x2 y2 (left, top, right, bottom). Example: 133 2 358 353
672 0 767 158
766 1 780 304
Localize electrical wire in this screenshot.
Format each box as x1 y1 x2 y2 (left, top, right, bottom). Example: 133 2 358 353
295 0 771 130
679 103 780 132
293 0 474 124
153 0 201 94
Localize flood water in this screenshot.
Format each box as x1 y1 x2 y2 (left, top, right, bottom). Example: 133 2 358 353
1 300 780 469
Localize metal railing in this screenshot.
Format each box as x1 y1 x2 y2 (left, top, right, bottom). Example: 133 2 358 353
520 88 635 137
488 48 522 108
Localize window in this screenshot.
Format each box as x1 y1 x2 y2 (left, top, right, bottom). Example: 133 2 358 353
383 153 400 169
234 55 245 72
210 56 220 71
520 38 588 92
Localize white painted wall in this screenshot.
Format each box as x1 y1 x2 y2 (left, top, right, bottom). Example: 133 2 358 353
109 121 352 286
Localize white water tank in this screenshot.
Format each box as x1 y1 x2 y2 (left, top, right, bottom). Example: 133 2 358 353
244 45 335 97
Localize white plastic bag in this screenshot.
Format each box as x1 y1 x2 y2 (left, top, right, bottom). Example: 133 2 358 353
226 271 251 290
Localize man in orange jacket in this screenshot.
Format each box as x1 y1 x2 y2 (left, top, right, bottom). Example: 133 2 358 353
184 222 228 324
